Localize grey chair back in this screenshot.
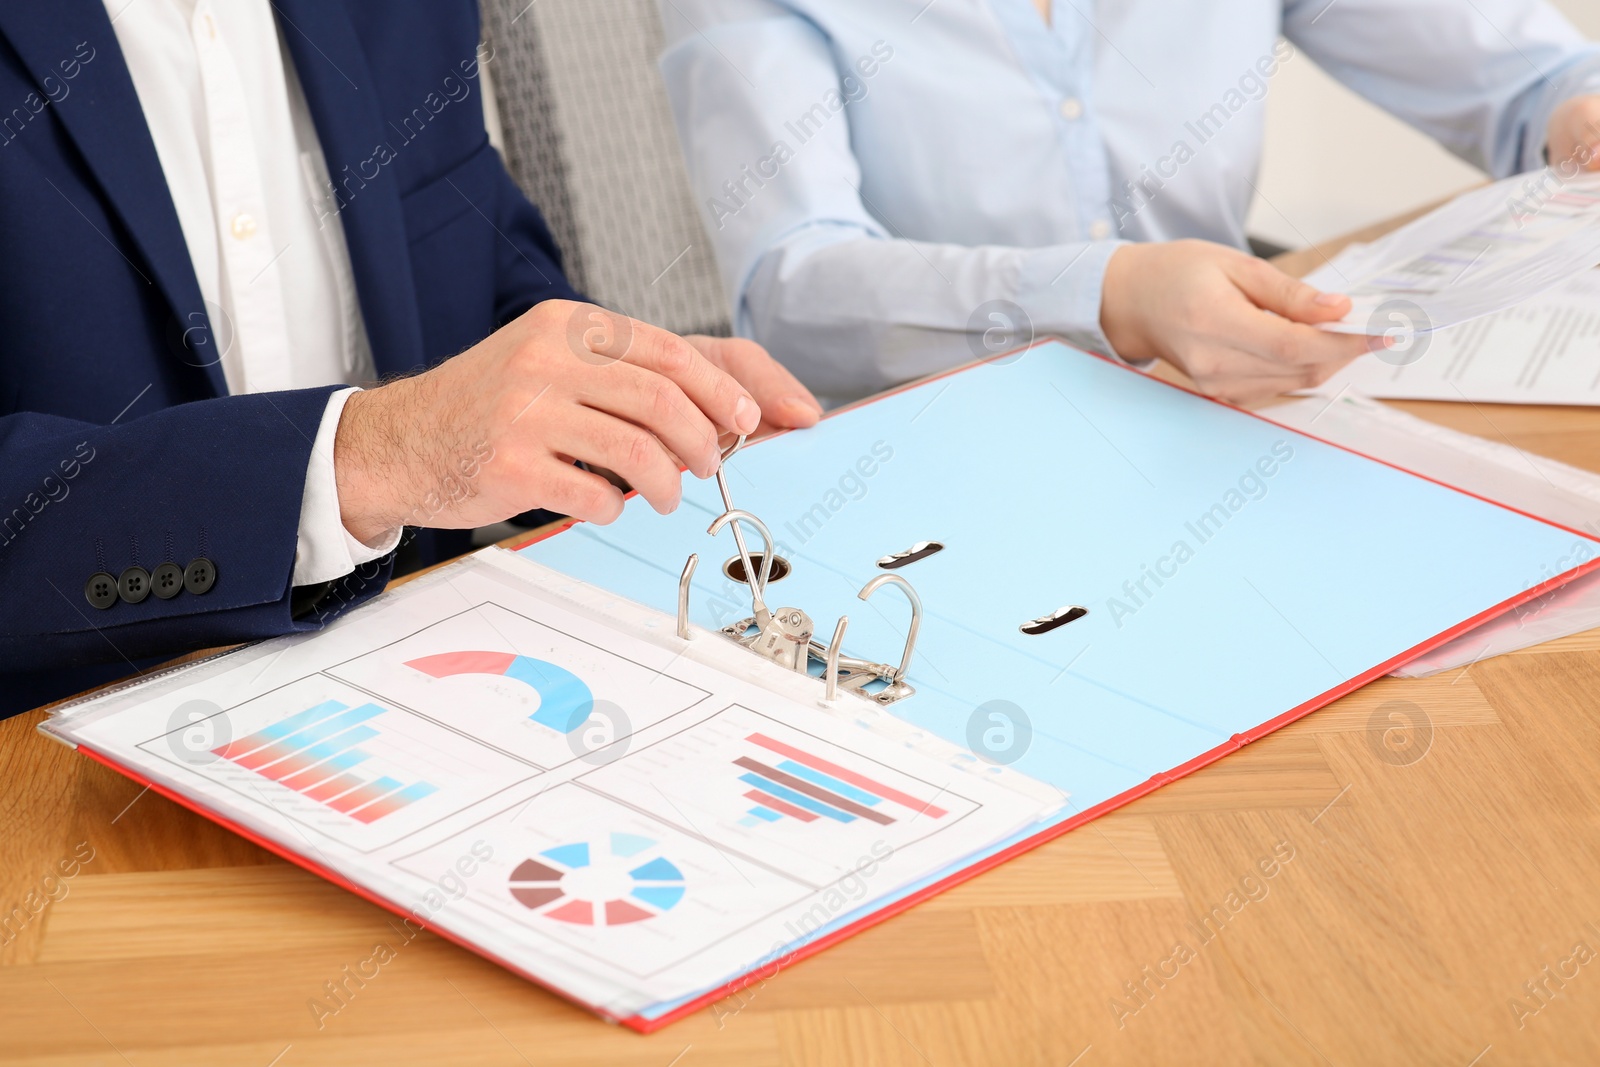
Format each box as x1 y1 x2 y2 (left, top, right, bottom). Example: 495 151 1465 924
480 0 732 337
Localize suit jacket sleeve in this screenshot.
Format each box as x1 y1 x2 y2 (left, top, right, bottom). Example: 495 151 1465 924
0 385 392 676
488 156 587 326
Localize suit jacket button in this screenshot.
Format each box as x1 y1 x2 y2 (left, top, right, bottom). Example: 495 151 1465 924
85 572 118 610
118 566 151 604
184 557 217 595
152 562 184 600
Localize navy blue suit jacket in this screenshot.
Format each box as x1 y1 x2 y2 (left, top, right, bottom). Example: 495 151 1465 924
0 0 583 716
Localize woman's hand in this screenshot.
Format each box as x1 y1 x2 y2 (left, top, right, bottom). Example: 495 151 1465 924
1100 240 1386 406
1548 95 1600 172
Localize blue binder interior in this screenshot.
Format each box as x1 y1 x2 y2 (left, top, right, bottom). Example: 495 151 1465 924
524 341 1588 797
519 343 1593 1017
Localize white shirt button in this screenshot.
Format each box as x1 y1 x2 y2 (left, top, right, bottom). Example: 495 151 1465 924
230 212 257 240
1089 219 1112 240
1059 97 1083 121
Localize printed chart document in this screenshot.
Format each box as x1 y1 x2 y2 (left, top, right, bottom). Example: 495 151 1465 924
40 549 1063 1026
1306 170 1600 340
1305 267 1600 404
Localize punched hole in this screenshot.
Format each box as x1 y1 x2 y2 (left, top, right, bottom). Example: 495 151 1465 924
877 540 944 569
1020 606 1088 635
722 552 791 585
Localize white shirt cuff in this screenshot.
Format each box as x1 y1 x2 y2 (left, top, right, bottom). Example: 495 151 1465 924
293 387 403 587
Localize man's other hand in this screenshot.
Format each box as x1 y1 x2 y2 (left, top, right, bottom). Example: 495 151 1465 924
683 334 822 437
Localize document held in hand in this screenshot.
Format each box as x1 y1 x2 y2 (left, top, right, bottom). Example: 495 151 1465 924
1306 268 1600 405
43 342 1600 1031
1308 169 1600 343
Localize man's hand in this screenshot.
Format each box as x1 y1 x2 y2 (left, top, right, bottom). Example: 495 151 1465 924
334 301 772 543
684 334 822 437
1100 240 1386 406
1548 95 1600 172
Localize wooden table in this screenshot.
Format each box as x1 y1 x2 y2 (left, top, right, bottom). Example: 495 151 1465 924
8 214 1600 1066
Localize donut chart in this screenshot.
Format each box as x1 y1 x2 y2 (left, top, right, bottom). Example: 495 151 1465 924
507 832 686 926
404 650 594 734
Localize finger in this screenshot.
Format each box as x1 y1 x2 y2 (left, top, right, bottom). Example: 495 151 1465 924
1301 360 1352 390
752 408 808 440
571 360 721 479
1231 312 1383 369
1573 100 1600 171
686 335 823 430
1184 343 1359 400
1549 96 1600 172
586 319 761 436
529 461 627 525
1227 255 1352 326
550 408 685 515
1208 372 1332 406
1211 380 1301 406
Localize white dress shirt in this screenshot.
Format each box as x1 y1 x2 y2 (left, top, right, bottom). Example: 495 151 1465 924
658 0 1600 404
105 0 400 585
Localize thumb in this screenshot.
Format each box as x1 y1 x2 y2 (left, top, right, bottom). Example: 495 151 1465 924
683 335 823 432
1547 95 1600 173
1229 256 1351 325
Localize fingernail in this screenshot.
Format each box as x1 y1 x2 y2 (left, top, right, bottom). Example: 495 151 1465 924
734 396 759 433
1313 292 1346 307
784 396 820 420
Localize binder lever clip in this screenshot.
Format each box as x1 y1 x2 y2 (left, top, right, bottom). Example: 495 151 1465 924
676 435 919 706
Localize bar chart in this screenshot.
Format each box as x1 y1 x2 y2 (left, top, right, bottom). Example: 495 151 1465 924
144 676 540 850
211 699 439 825
735 732 949 828
580 707 981 886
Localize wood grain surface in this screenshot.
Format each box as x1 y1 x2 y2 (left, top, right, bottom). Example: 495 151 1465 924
5 211 1600 1066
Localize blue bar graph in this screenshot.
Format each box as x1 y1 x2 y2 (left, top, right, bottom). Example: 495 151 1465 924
737 772 856 822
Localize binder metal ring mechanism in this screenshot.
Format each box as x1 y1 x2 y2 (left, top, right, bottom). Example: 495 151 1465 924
676 435 921 705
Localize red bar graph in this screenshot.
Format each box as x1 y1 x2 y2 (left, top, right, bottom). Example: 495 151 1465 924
209 700 438 825
255 748 327 781
747 732 948 818
743 788 819 822
349 783 438 824
326 777 401 814
303 773 364 803
233 741 298 772
278 762 343 791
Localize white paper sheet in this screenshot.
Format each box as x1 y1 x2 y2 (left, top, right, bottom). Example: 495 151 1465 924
1305 266 1600 404
1265 394 1600 674
43 549 1062 1019
1305 170 1600 343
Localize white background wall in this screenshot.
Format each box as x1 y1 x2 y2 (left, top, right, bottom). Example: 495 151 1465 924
1248 0 1600 249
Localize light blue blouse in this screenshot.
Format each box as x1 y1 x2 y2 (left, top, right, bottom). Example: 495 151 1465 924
656 0 1600 402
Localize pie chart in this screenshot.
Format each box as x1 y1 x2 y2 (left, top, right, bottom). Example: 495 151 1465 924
507 832 686 926
404 650 594 734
